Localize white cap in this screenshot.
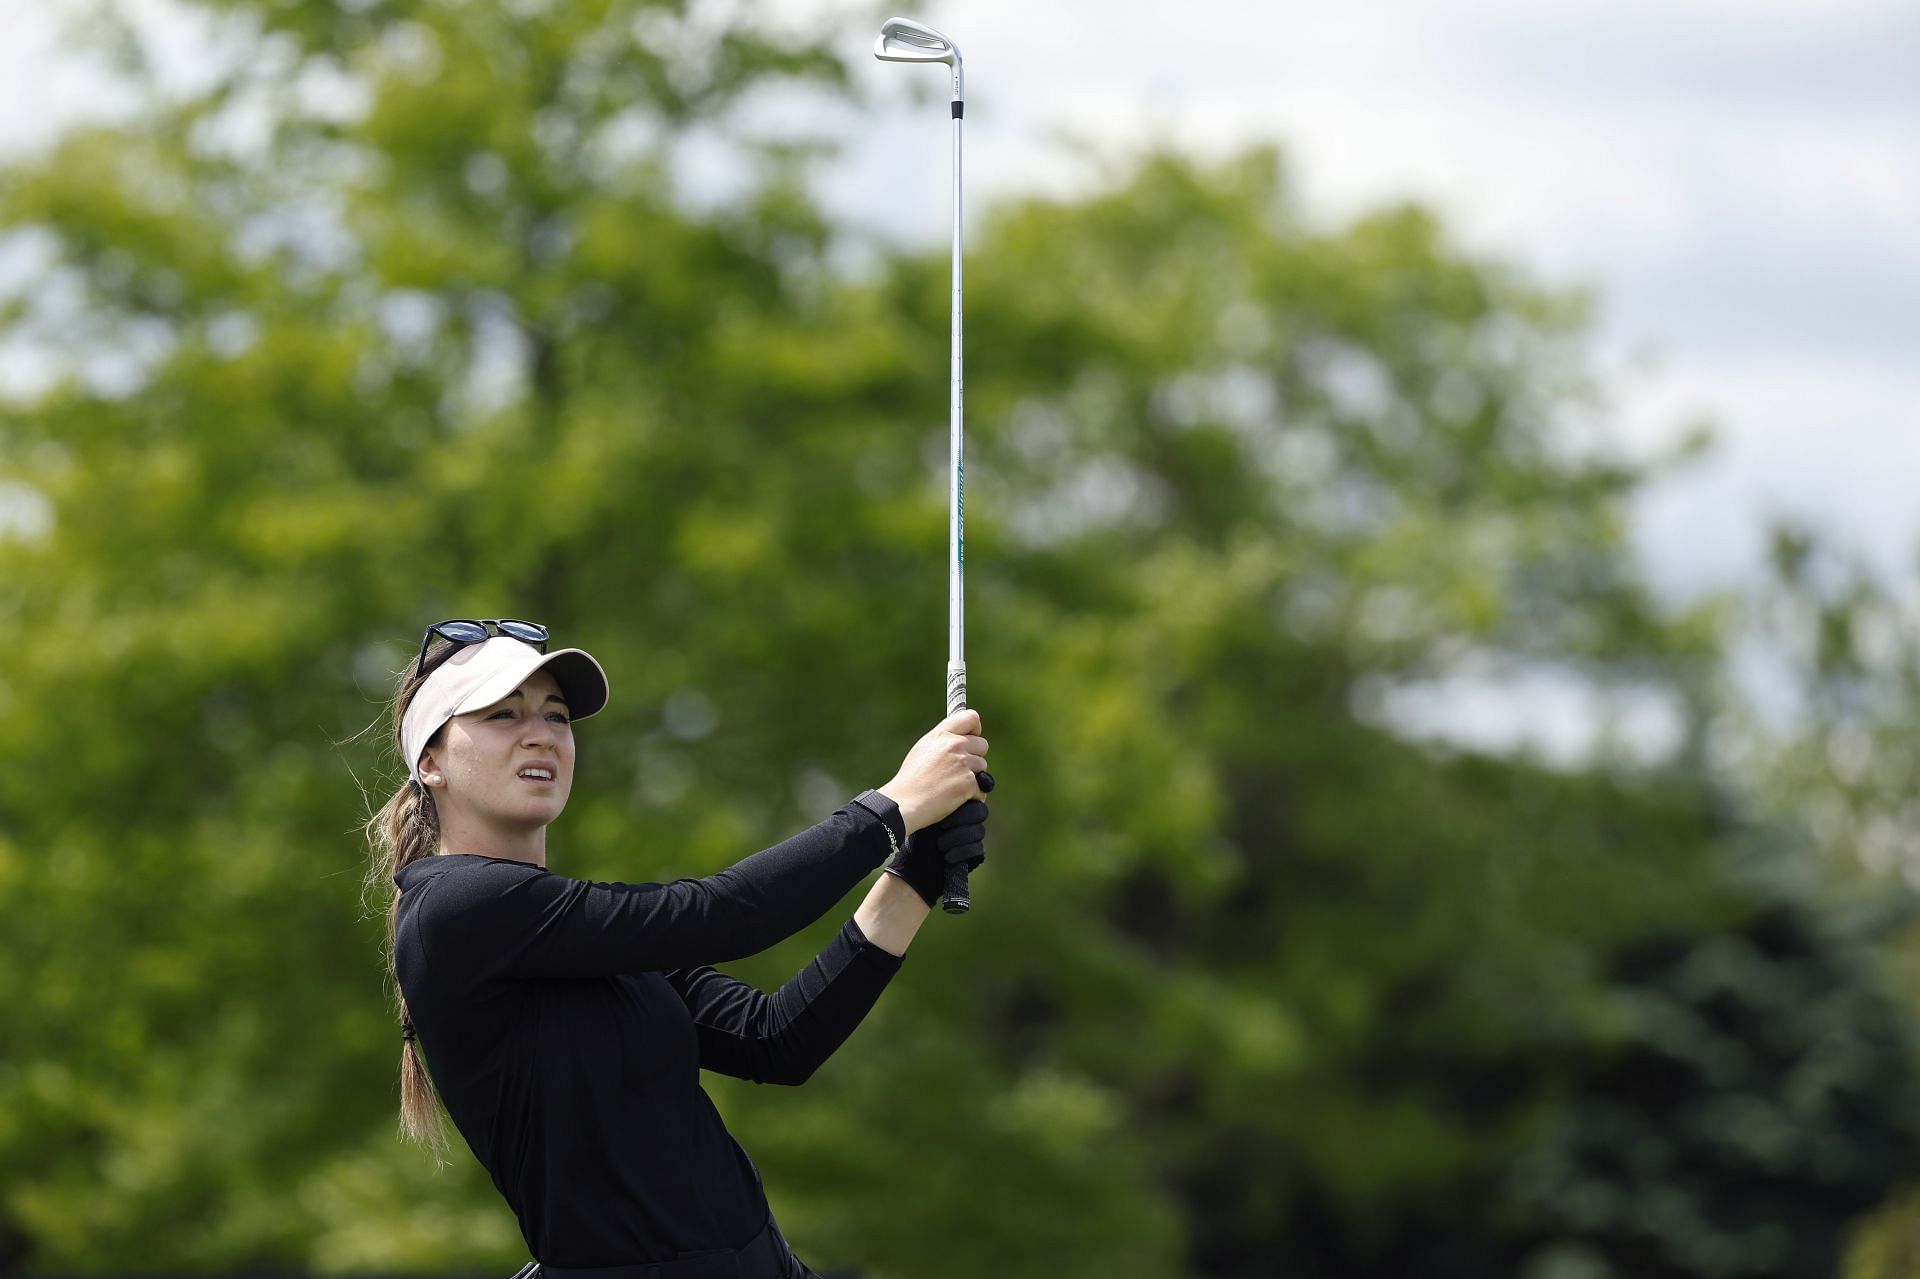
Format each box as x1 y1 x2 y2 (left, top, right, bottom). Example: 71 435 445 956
401 635 610 784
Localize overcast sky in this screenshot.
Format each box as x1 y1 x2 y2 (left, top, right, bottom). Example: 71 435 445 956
3 0 1916 613
834 0 1920 608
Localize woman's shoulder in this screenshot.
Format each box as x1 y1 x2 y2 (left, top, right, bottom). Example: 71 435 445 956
441 853 551 870
398 853 550 885
399 854 552 919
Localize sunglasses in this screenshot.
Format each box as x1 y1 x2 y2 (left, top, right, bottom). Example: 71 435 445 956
414 618 549 679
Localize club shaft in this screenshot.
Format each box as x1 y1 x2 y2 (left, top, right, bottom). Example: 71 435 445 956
942 103 976 915
947 109 966 713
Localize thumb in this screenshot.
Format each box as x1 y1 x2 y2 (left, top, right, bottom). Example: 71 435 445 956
942 707 982 734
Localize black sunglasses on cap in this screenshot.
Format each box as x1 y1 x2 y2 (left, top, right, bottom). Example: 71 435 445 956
414 618 548 678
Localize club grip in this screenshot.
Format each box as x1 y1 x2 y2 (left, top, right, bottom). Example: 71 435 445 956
939 769 993 914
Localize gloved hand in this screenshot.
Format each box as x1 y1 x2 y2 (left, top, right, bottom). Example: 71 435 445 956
885 798 988 908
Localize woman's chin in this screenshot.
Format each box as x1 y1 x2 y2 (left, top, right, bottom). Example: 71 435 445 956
488 792 566 823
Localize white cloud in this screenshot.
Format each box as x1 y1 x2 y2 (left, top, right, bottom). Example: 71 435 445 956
1625 352 1920 595
1354 657 1690 771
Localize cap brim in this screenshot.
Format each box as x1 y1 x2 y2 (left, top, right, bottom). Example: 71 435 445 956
453 646 610 722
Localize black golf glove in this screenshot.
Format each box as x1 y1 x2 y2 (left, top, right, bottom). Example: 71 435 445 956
885 798 988 909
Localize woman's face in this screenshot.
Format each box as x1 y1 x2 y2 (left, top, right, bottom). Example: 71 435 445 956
419 668 576 835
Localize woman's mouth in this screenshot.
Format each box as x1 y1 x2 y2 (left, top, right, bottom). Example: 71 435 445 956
517 768 557 785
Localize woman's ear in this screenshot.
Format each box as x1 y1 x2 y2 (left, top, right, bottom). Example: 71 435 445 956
418 750 443 786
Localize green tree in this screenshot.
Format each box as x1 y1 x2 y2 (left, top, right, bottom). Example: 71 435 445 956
1712 526 1920 1279
1 3 1915 1278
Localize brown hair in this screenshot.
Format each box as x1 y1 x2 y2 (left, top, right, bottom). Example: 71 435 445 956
354 638 462 1167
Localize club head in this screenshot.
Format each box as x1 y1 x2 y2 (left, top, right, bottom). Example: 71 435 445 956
874 16 958 66
875 16 963 99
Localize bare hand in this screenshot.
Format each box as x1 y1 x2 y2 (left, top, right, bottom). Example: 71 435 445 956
879 709 989 834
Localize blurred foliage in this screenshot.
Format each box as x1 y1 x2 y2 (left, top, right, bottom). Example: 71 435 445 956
1 2 1918 1277
1720 526 1920 1278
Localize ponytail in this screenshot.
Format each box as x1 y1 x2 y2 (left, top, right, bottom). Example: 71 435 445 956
354 642 462 1167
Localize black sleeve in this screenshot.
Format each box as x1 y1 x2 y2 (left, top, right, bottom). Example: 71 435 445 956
665 917 905 1086
415 800 896 980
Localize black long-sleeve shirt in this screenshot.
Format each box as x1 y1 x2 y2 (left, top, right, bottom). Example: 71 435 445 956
392 797 906 1266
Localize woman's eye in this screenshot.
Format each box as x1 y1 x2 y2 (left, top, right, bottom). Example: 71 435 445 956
489 710 513 719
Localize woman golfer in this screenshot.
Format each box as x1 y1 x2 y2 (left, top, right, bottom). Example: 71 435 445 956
364 618 990 1278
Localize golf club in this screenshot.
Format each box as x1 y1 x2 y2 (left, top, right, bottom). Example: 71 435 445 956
874 16 993 915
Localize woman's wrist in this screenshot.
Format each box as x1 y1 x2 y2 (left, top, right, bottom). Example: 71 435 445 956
856 869 932 956
874 784 923 836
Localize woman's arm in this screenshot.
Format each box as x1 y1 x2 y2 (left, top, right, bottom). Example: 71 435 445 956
666 913 907 1085
853 868 932 957
414 796 901 981
665 847 947 1084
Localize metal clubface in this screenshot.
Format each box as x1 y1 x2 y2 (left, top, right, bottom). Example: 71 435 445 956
874 17 963 99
